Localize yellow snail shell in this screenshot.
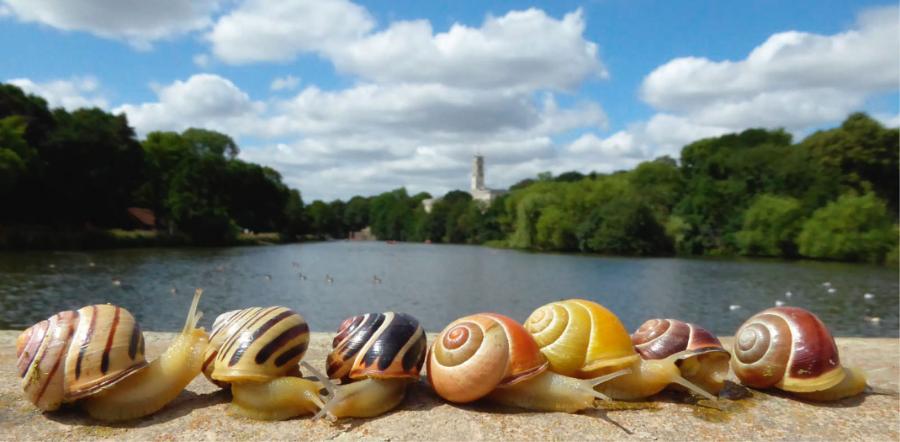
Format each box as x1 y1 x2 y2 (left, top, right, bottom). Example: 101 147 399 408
17 305 147 411
631 318 730 395
316 312 427 418
732 306 866 400
202 306 324 420
524 299 717 401
203 306 310 385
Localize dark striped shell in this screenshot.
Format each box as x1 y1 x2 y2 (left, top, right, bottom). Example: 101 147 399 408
631 318 727 360
732 307 844 393
327 312 426 382
203 306 310 385
16 305 148 411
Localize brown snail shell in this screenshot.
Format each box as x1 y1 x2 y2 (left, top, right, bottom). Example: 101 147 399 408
732 306 844 393
202 306 310 385
631 318 730 394
16 305 148 411
327 312 426 382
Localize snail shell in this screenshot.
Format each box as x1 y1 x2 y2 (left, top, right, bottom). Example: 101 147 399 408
632 318 727 359
631 318 731 394
202 306 310 385
523 299 639 377
16 305 148 411
327 312 426 382
427 313 548 403
732 306 844 392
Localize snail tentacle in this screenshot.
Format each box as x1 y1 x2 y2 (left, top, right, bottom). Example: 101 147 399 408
525 300 719 401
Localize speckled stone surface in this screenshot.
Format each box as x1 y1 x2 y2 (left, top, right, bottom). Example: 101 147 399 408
2 331 898 441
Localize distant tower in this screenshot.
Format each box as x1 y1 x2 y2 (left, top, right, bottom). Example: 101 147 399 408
471 155 485 191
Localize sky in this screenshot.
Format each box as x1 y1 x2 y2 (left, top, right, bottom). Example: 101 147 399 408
1 0 897 201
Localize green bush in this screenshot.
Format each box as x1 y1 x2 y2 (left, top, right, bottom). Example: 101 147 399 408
736 194 805 257
797 193 897 263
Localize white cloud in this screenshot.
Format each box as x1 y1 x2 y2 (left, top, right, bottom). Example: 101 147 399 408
1 0 220 49
8 76 108 110
114 74 264 136
207 4 604 92
329 9 604 91
640 5 899 131
270 75 300 91
206 0 374 64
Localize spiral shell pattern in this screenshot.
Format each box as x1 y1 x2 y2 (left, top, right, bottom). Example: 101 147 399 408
732 307 844 392
524 299 639 377
427 313 548 403
203 306 310 384
327 312 427 382
631 318 726 360
16 305 148 411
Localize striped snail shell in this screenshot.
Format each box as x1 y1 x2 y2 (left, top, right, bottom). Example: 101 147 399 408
202 306 310 386
427 313 548 403
631 318 731 394
632 318 727 359
523 299 639 377
732 306 845 393
16 305 147 411
327 312 427 382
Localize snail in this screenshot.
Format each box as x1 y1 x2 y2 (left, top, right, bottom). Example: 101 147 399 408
731 306 867 401
427 312 629 412
16 289 208 421
523 299 717 401
315 312 427 419
202 306 327 420
631 318 731 395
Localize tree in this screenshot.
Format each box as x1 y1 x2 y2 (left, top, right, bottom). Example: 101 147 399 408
0 116 31 198
182 128 239 159
735 195 805 257
167 154 235 244
801 113 899 213
281 189 306 239
42 108 145 227
797 193 897 263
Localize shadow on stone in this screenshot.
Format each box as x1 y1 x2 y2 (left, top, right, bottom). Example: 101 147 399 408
42 389 229 428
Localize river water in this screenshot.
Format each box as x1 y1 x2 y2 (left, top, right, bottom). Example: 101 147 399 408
0 241 896 337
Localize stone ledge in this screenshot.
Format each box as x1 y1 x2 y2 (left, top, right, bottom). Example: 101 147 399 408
2 331 898 441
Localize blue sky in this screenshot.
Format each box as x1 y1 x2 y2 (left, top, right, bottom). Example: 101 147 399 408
1 0 897 200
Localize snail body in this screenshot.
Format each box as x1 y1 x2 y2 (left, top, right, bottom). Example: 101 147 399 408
316 312 427 419
732 306 866 401
203 306 325 420
524 299 717 401
427 313 628 412
631 318 731 395
16 289 208 421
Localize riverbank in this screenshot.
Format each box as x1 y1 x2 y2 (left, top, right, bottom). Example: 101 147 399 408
1 331 897 441
0 226 296 250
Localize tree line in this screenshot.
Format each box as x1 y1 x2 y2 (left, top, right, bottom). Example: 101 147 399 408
304 113 898 264
1 82 897 263
0 83 303 246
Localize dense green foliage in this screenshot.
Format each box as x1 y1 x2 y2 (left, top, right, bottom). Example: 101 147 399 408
303 113 896 264
0 84 302 246
1 83 896 263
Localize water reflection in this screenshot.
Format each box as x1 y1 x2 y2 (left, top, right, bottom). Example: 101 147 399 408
0 242 896 337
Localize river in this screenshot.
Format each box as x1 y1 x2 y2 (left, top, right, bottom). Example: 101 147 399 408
0 241 896 337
